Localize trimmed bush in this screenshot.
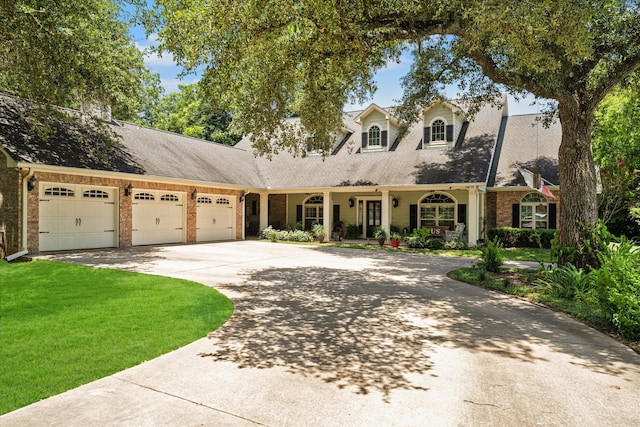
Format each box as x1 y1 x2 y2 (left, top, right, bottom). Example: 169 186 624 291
488 227 556 248
260 226 314 242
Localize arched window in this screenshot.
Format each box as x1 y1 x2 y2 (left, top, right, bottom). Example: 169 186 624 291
431 119 446 142
419 193 456 229
520 193 548 229
304 195 323 230
368 125 381 147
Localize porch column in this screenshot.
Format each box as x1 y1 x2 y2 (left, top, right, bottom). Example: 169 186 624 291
467 187 479 246
381 190 390 241
259 192 269 231
322 191 332 242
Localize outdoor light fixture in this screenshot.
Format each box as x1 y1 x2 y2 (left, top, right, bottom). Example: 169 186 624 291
124 183 133 196
392 196 399 208
27 175 37 191
349 197 355 208
191 189 198 200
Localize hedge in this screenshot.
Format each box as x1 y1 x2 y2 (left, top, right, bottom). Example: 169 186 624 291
488 227 556 248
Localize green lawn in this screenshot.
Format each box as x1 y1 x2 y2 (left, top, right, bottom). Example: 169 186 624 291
0 260 234 415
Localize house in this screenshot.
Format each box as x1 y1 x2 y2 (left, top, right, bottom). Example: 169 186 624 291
0 93 560 257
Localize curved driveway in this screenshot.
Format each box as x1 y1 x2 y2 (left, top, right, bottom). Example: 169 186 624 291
3 241 640 426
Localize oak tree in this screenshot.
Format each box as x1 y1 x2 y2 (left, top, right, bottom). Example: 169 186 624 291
0 0 149 119
150 0 640 266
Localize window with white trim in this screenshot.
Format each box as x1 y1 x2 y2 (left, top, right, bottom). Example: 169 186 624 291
520 193 548 229
134 193 154 200
160 194 179 202
197 197 212 204
216 198 230 205
303 195 323 230
431 119 446 143
83 190 109 199
368 125 381 147
419 193 456 229
44 187 75 197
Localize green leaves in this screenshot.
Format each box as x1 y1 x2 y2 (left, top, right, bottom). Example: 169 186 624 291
0 1 148 118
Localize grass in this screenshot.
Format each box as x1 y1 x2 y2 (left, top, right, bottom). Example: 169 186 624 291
331 240 551 262
0 260 234 415
448 266 639 353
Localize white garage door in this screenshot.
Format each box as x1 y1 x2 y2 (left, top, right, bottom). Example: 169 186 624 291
39 184 117 252
196 195 236 242
132 190 185 246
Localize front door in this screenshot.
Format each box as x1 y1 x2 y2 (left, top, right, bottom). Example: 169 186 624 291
366 200 382 237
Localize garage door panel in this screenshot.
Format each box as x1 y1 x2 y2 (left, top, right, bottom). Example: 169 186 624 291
39 184 117 252
196 195 235 242
131 190 185 246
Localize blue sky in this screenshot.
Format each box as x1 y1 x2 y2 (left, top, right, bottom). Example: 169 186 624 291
131 27 542 116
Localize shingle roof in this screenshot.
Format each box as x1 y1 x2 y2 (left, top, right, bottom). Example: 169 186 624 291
0 93 560 190
490 114 561 188
235 100 504 189
0 94 263 187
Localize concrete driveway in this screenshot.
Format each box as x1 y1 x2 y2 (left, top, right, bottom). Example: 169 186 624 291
3 241 640 426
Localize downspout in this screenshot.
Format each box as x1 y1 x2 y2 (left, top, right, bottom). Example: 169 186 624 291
22 168 35 252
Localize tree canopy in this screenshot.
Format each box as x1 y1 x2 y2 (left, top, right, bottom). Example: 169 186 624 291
592 79 640 237
144 83 241 145
149 0 640 266
0 0 149 119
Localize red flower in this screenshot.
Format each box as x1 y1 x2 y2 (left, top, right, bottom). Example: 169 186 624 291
600 167 606 173
618 161 625 166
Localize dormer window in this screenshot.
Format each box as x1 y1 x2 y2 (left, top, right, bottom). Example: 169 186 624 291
431 119 446 142
421 101 466 148
368 125 381 147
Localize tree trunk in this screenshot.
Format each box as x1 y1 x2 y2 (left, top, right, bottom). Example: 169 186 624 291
557 102 600 268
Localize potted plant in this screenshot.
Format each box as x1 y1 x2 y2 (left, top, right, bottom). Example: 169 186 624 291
373 227 387 246
390 232 401 248
312 223 326 242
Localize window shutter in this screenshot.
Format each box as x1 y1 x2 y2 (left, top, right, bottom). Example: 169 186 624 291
296 205 302 223
512 204 520 228
549 203 557 229
333 204 340 224
361 132 368 148
423 127 431 144
457 204 467 225
410 204 418 232
381 130 388 147
446 125 454 142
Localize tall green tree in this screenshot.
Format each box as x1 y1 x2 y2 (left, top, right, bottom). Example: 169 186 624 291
592 80 640 238
0 0 148 119
149 0 640 267
151 83 240 145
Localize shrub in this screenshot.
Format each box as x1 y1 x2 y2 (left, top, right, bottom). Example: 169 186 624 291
488 228 556 248
443 238 467 250
477 237 504 272
404 235 428 248
260 226 314 242
590 238 640 340
536 264 590 300
426 237 445 250
345 224 361 239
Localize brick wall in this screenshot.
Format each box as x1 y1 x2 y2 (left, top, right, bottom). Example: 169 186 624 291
488 189 561 229
269 194 287 228
25 171 243 252
0 158 22 256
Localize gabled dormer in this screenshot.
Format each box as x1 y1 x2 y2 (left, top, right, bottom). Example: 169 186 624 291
420 101 466 148
354 104 400 152
305 126 354 156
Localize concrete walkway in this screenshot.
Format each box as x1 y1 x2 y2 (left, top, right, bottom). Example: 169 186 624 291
3 241 639 426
